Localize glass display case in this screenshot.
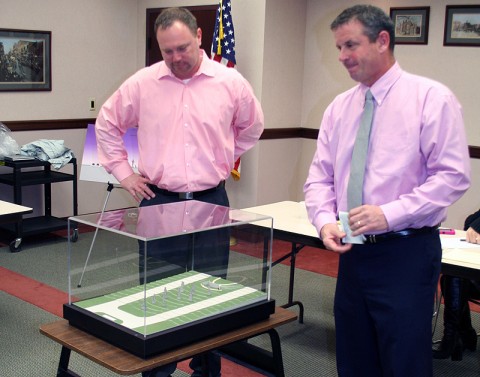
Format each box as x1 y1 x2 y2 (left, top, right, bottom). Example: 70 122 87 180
63 200 274 358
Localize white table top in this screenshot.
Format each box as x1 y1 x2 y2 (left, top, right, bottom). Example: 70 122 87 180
0 200 32 217
242 201 318 238
441 230 480 272
243 201 480 273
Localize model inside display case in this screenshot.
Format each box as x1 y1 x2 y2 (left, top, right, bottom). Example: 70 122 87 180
63 200 274 358
72 270 269 335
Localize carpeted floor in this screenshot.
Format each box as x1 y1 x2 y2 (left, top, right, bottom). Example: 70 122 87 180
0 231 479 376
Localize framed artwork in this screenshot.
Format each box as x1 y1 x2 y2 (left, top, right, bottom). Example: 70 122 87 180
444 5 480 46
390 7 430 45
0 28 52 91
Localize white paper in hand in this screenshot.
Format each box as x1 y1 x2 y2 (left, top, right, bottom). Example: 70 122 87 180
339 211 365 245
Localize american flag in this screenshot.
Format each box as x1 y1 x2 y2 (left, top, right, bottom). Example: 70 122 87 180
212 1 241 180
211 0 236 68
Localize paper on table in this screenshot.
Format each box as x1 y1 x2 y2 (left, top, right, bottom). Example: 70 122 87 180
441 237 480 250
339 211 365 244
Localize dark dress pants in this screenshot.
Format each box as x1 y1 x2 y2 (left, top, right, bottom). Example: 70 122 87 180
140 187 229 377
334 232 441 377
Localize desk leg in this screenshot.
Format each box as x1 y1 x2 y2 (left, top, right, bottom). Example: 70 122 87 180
279 243 304 323
57 346 80 377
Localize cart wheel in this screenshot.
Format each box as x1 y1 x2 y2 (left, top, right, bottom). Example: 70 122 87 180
9 238 22 252
70 229 79 242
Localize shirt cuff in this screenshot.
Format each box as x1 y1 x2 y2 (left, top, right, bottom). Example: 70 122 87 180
110 162 135 183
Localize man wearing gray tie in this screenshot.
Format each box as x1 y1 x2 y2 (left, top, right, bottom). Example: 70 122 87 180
304 5 470 377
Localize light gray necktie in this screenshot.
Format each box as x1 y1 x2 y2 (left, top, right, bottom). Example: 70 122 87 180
347 89 374 210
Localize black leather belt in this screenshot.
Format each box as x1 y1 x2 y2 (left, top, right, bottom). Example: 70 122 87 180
364 226 439 244
149 181 225 200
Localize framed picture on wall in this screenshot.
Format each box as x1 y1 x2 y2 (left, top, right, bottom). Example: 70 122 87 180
390 7 430 45
444 5 480 46
0 28 52 91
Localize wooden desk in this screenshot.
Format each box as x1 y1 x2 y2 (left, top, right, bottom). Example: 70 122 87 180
40 307 297 377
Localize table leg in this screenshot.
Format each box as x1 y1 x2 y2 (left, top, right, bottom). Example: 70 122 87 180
219 328 286 377
268 328 285 377
57 346 80 377
276 243 305 323
201 353 209 377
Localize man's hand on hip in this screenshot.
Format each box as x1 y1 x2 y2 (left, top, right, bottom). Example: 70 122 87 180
120 173 155 203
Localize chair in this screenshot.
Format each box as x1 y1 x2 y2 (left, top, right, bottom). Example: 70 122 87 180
432 277 480 344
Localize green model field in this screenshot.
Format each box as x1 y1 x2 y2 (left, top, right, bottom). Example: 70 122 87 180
73 270 267 335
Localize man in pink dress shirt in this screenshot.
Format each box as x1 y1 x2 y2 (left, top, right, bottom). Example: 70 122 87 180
304 5 470 377
95 9 263 204
95 7 264 377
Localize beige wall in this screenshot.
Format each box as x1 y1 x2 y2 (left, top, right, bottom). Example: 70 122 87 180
256 0 307 205
0 0 138 121
0 0 478 229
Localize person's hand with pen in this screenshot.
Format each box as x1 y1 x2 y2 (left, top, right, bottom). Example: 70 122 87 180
465 226 480 244
463 209 480 244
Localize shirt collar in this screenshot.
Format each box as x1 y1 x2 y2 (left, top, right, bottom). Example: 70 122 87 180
156 50 215 80
362 61 402 106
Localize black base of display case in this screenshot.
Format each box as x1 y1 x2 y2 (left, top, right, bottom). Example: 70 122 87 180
63 299 276 359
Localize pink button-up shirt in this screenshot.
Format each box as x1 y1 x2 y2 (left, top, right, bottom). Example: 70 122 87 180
95 51 264 192
304 62 470 235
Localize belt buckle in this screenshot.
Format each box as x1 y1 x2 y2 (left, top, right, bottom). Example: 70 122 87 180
179 192 194 200
368 234 376 244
